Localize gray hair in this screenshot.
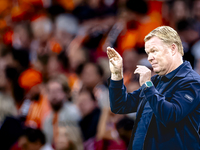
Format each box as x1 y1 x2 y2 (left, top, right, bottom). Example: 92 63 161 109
144 26 184 56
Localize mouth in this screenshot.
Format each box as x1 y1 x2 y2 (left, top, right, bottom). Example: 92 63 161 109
151 63 157 67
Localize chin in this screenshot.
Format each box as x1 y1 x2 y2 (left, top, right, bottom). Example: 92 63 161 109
153 68 159 73
153 69 162 75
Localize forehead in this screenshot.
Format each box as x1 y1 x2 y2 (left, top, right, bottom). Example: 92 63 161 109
145 36 164 52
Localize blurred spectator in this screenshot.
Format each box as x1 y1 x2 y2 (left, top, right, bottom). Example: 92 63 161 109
18 68 51 129
75 62 110 109
18 69 42 93
0 93 17 126
55 14 79 49
0 117 24 150
10 127 46 150
0 47 29 99
11 48 30 71
0 51 15 95
12 23 33 50
73 0 117 22
192 0 200 22
169 0 190 28
115 0 162 55
29 16 53 65
5 66 24 104
176 19 199 67
122 50 139 86
191 0 200 35
96 57 110 81
76 89 101 142
93 83 110 109
116 117 134 148
68 46 88 73
43 75 81 146
95 107 126 150
46 55 64 79
72 0 117 61
80 62 104 89
31 16 53 42
54 121 83 150
191 39 200 74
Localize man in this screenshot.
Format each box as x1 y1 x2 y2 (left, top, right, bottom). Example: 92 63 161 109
43 75 81 146
18 68 51 129
107 26 200 150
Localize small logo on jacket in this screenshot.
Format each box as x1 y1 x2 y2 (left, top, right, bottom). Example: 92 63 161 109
184 94 193 102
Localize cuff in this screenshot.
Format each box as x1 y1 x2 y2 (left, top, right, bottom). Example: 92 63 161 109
143 86 157 99
108 77 124 88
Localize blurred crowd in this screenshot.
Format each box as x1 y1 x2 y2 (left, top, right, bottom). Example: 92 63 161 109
0 0 200 150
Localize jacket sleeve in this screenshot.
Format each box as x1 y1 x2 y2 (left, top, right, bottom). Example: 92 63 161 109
108 78 141 114
143 80 200 126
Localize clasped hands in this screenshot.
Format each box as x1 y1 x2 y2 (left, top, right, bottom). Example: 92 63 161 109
107 47 151 86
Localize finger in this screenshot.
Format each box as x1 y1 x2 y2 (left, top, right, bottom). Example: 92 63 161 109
107 47 114 59
134 70 140 75
107 47 121 59
110 48 121 59
135 66 143 71
134 68 141 74
107 47 116 59
107 49 112 60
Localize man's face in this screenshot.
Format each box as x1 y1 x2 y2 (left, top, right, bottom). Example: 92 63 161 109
145 36 172 76
47 81 66 111
81 64 101 88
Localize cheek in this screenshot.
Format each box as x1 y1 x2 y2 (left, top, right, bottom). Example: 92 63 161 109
159 57 171 70
155 53 167 64
57 93 65 99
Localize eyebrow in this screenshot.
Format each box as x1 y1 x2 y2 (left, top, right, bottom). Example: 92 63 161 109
145 47 156 54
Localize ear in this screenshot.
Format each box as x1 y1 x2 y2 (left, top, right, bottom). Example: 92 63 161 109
170 43 177 56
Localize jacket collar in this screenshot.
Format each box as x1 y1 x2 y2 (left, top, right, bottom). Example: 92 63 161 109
174 61 192 77
161 61 192 81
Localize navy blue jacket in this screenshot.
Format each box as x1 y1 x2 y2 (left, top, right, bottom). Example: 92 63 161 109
109 61 200 150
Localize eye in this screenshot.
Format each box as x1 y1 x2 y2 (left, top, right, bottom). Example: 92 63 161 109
152 49 158 53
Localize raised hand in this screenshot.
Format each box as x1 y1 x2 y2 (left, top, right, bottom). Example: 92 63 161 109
107 47 123 80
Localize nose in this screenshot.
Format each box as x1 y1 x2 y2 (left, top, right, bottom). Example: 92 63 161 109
147 53 154 62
